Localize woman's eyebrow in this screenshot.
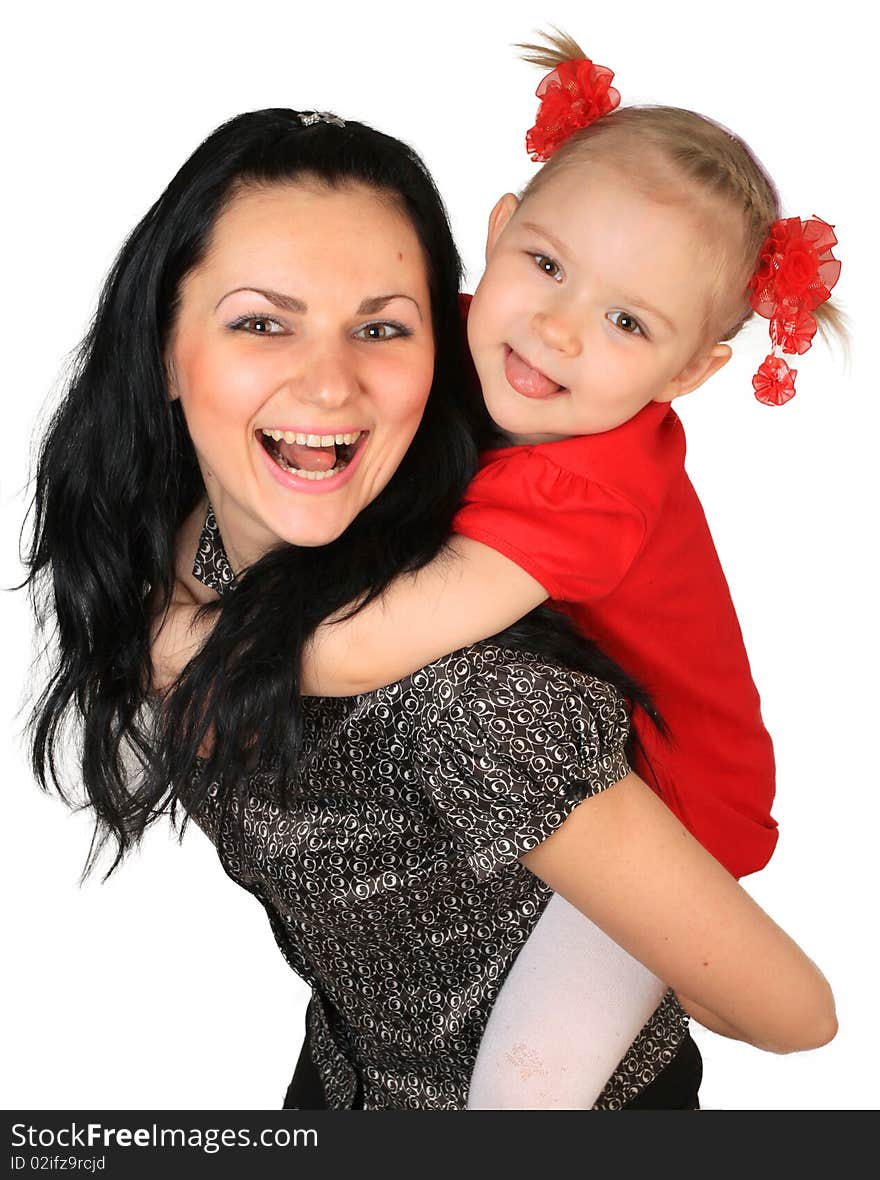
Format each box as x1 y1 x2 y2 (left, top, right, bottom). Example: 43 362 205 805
358 293 423 322
216 287 306 312
215 288 422 321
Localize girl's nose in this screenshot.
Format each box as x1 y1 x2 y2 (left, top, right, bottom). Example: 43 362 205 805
532 308 582 357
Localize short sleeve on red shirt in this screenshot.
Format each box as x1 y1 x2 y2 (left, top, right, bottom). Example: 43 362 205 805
453 449 647 604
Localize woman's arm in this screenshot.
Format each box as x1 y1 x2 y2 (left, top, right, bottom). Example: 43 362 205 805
519 772 836 1054
302 536 547 696
673 993 761 1042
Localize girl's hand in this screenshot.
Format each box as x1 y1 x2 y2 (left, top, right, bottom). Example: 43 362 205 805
150 502 224 696
148 581 213 696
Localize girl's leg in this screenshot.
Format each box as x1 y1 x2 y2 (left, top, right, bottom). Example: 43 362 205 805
467 892 670 1109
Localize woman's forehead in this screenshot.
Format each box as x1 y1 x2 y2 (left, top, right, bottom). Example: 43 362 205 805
184 180 429 307
209 181 419 261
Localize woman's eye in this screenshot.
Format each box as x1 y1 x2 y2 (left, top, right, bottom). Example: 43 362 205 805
608 311 645 336
355 321 411 342
532 254 563 281
229 315 286 335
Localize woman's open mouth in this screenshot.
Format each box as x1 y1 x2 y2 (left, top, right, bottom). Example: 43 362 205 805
257 428 367 482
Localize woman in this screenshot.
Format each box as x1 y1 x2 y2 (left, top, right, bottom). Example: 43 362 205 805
25 109 834 1110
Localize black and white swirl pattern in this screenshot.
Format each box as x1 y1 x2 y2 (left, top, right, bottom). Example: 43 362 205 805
189 508 689 1109
191 504 236 596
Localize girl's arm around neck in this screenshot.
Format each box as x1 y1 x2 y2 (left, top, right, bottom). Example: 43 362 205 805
302 536 548 696
149 503 224 696
520 772 837 1056
148 583 215 696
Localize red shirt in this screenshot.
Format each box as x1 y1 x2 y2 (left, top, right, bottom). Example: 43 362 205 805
453 399 777 879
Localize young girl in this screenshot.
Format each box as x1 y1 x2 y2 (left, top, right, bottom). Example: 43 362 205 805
287 33 844 1106
296 32 843 869
144 52 842 1106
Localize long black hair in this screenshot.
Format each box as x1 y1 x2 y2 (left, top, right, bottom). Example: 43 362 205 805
25 108 657 876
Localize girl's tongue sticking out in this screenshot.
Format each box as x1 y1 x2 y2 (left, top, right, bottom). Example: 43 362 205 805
505 348 562 399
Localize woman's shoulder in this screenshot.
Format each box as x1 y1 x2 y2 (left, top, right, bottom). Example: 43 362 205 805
379 639 629 741
387 640 632 879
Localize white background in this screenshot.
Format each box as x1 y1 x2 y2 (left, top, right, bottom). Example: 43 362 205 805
2 0 876 1111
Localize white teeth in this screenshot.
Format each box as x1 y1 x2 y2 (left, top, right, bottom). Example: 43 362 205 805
260 428 363 447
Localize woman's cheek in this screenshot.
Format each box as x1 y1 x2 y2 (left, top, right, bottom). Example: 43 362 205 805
372 349 435 423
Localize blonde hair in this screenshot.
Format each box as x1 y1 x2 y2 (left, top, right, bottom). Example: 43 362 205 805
516 30 846 348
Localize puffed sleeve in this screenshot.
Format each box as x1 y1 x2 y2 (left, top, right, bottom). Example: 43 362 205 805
453 450 646 603
413 647 632 880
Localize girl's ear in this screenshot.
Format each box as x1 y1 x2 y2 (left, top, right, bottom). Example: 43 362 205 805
656 344 733 404
485 194 520 260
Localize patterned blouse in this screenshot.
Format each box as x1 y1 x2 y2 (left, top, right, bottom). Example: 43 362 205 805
189 507 689 1109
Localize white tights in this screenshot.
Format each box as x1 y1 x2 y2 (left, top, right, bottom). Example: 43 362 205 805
466 891 667 1109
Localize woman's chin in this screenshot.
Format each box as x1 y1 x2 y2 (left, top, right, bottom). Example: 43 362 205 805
249 504 353 551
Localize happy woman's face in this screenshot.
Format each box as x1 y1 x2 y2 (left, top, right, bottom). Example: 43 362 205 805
168 181 435 565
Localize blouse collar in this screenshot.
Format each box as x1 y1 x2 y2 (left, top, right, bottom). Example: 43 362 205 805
192 503 237 599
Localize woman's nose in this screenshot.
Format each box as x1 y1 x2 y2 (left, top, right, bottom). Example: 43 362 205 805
532 308 582 357
289 344 359 409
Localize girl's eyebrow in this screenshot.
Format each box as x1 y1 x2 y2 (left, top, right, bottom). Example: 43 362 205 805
215 287 422 321
620 295 677 334
518 224 676 334
519 221 572 260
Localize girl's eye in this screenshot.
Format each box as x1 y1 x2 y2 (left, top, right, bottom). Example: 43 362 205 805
532 254 563 282
354 321 412 342
229 314 287 335
608 310 645 337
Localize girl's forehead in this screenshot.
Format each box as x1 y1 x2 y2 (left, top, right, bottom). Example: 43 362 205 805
517 164 736 320
523 163 702 241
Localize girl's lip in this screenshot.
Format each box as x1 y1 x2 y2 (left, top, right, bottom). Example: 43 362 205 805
256 429 370 495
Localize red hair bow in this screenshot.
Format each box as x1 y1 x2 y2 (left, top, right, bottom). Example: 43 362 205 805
526 58 620 162
748 216 841 406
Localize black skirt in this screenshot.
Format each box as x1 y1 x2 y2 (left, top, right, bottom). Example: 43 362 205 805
282 1011 702 1111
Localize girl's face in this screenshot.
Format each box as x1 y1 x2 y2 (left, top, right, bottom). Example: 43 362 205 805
467 164 732 444
168 181 434 566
